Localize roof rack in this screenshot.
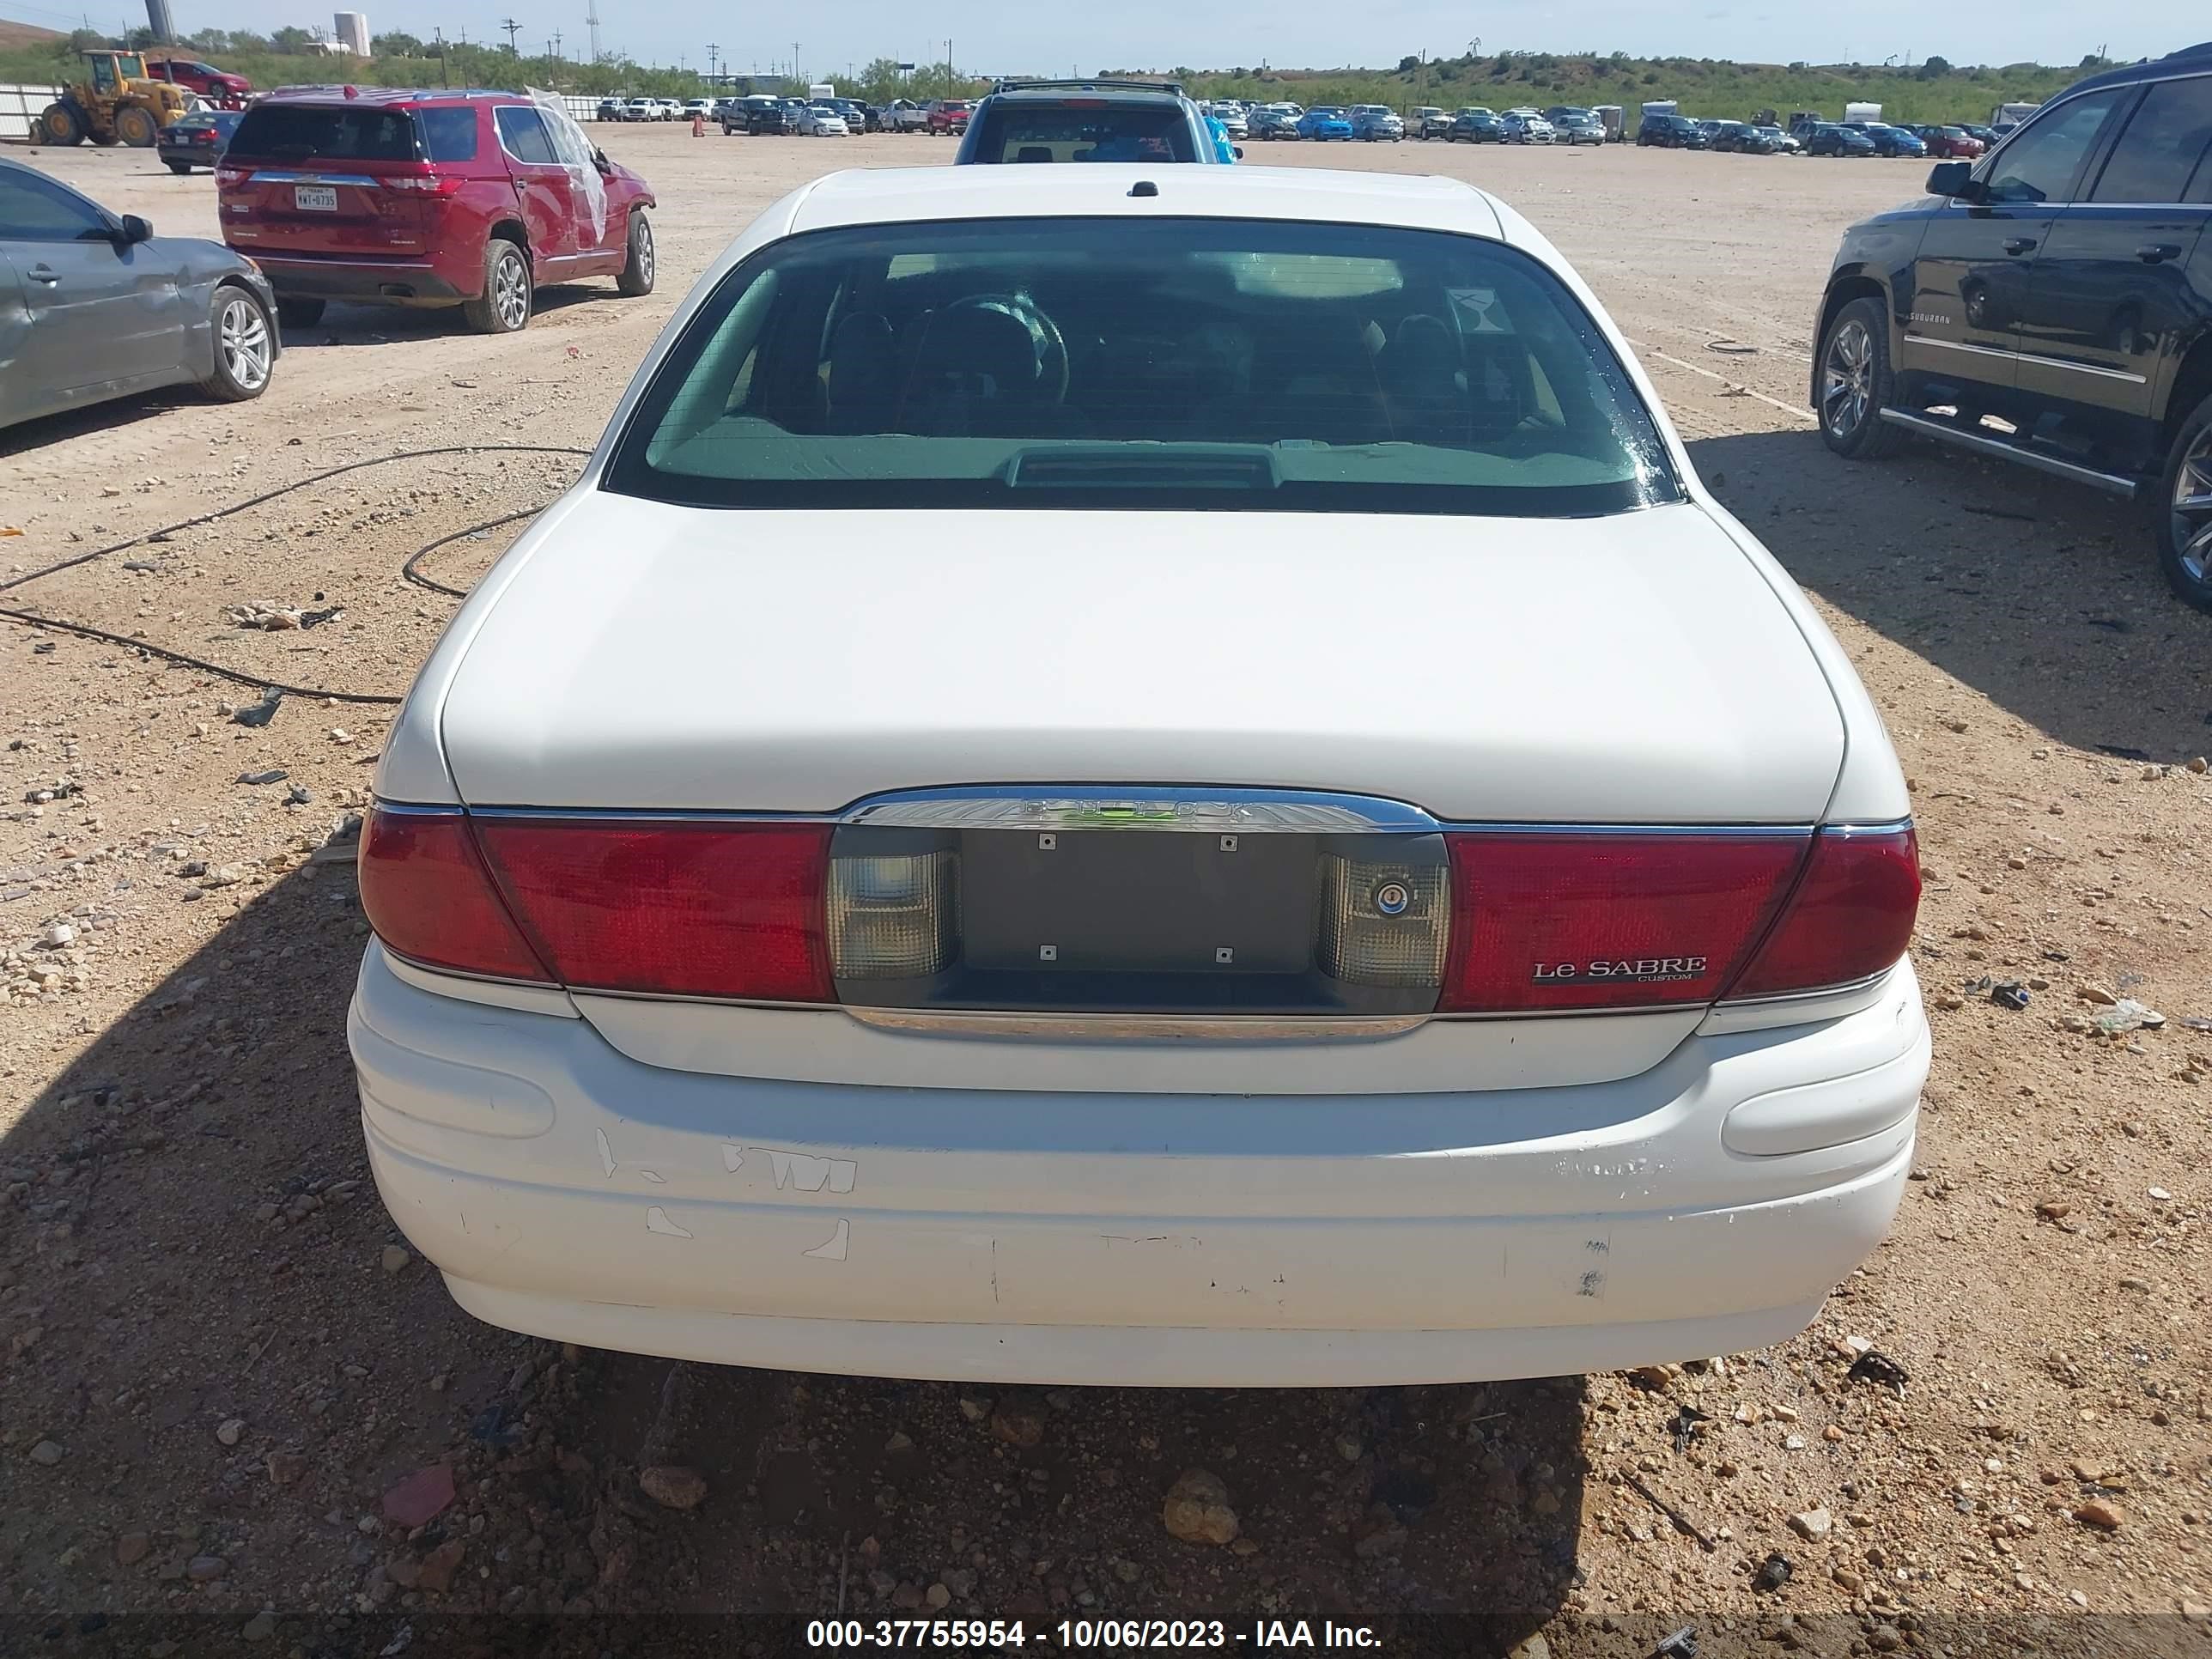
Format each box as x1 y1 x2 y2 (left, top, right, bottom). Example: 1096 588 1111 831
989 76 1187 97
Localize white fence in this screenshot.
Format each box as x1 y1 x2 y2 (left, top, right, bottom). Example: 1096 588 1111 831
2 84 62 142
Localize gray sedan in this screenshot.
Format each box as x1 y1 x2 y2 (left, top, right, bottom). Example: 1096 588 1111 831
2 155 278 433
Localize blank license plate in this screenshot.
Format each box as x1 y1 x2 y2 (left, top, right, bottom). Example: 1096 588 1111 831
293 185 337 211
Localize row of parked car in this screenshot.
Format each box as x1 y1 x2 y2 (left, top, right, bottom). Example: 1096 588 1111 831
595 92 977 137
1227 100 1607 145
1638 110 2001 158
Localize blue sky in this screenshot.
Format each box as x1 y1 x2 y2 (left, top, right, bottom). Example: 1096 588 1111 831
4 0 2195 77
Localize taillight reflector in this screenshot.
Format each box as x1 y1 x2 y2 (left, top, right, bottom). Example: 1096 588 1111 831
358 808 551 982
1438 834 1807 1013
474 820 833 1003
381 169 464 195
1725 826 1920 999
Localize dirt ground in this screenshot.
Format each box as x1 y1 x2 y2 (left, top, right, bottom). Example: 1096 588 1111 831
3 128 2209 1656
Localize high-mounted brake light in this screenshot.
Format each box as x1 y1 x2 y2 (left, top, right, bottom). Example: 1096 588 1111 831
358 808 551 982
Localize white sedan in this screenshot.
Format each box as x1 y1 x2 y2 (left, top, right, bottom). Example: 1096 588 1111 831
355 165 1928 1387
796 104 849 137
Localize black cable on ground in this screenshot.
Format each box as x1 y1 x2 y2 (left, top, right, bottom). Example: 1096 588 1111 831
0 604 407 705
0 442 592 707
401 507 548 599
0 443 591 594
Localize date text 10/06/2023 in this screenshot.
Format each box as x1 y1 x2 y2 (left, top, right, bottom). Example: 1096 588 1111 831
805 1620 1385 1650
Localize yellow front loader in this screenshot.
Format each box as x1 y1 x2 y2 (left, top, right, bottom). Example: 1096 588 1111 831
39 50 191 148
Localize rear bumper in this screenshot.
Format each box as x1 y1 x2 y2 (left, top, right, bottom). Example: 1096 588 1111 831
354 946 1926 1386
245 254 468 306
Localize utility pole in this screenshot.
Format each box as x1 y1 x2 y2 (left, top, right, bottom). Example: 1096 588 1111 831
707 43 718 82
500 15 521 52
550 29 562 82
792 41 800 82
434 25 447 84
584 2 599 64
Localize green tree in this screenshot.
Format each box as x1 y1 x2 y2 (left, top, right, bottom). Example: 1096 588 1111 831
270 25 315 52
374 30 423 56
1918 54 1951 79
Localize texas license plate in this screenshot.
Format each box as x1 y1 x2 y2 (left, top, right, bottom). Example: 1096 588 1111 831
294 185 337 211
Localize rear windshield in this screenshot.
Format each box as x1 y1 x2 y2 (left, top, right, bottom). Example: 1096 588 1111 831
227 101 419 161
969 102 1196 163
605 216 1680 518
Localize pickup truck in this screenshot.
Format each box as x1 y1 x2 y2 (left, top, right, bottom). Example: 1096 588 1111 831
878 98 929 131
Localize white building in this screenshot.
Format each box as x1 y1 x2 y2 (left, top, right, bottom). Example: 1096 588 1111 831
333 10 370 55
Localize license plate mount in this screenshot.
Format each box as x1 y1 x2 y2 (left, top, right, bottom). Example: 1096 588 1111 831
294 185 337 211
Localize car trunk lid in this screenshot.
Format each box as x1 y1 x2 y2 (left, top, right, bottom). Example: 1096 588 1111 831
441 493 1844 823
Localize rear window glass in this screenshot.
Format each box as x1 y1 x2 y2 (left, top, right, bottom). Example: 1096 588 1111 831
227 102 417 161
969 102 1195 163
605 216 1679 518
417 106 478 162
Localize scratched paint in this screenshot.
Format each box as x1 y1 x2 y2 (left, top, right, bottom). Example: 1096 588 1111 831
720 1145 744 1172
596 1127 617 1178
765 1149 858 1194
802 1218 850 1261
644 1206 692 1238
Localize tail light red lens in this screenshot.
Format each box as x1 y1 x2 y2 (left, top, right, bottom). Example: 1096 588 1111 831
358 809 552 982
1438 834 1808 1012
380 167 464 195
1724 826 1920 999
472 820 834 1003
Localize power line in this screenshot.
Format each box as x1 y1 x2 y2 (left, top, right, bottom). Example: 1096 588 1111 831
499 15 521 52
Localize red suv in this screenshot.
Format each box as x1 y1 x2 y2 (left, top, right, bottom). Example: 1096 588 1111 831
144 56 252 106
927 100 973 136
216 88 656 335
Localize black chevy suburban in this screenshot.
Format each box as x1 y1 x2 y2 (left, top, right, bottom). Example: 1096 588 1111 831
1814 44 2212 607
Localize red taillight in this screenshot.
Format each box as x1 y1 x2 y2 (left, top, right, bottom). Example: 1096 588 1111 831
380 167 464 195
1725 826 1920 999
359 808 552 982
216 166 246 187
1438 834 1808 1012
473 820 833 1003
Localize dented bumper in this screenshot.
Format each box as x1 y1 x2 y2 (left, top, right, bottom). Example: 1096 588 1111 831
351 945 1926 1386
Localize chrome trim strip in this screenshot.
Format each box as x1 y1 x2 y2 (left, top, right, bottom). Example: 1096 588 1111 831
248 169 380 185
1875 407 2140 497
840 786 1441 834
1904 332 2148 386
1714 966 1893 1008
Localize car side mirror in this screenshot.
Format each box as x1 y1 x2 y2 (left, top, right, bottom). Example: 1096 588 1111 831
116 214 154 246
1232 145 1244 160
1927 161 1977 200
592 148 611 172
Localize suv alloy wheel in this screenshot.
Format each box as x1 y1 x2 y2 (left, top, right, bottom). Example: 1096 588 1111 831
2157 391 2212 611
1816 297 1902 459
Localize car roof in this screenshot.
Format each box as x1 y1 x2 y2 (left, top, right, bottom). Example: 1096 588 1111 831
784 165 1509 243
986 85 1188 105
257 85 527 106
